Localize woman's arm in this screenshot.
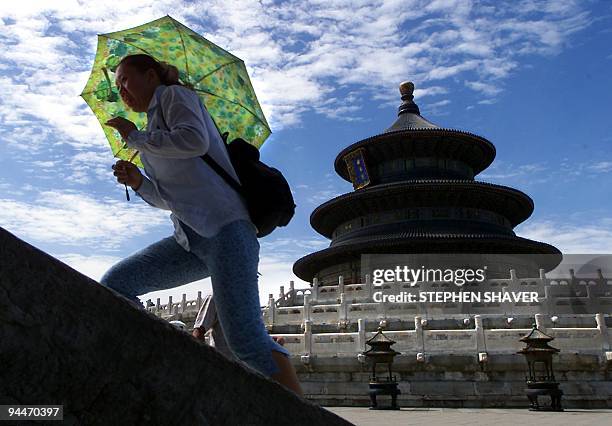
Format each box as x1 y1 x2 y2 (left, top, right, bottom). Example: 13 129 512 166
125 86 210 159
134 175 172 211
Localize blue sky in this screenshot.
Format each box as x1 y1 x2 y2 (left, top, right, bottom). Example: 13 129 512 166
1 0 611 306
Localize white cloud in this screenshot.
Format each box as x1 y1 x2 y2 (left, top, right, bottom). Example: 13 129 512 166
480 159 612 186
307 188 345 204
465 80 502 96
53 252 122 282
0 189 170 250
479 161 550 182
518 219 612 253
0 0 594 159
590 161 612 173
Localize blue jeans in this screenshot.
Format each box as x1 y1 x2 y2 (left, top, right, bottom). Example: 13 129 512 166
99 219 290 377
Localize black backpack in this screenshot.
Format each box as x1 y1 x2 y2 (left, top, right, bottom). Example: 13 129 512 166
203 132 295 238
155 87 296 238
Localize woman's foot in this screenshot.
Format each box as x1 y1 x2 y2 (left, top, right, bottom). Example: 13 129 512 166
270 351 304 397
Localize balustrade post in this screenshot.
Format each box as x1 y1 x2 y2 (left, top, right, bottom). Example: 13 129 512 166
289 280 295 304
415 315 424 352
358 318 366 351
196 291 202 311
475 315 486 353
303 320 312 355
535 313 546 332
303 294 311 322
267 294 276 326
596 313 610 351
339 293 348 322
509 268 517 282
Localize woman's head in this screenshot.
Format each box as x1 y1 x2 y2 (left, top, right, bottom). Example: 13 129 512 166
114 54 191 112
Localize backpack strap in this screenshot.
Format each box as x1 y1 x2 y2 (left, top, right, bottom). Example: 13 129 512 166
153 86 245 197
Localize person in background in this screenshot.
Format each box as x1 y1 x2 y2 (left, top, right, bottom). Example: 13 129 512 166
191 294 286 357
192 294 235 360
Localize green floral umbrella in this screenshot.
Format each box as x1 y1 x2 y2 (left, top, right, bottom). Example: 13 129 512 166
80 15 271 169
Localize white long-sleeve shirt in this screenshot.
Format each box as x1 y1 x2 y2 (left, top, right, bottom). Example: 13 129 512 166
124 84 253 251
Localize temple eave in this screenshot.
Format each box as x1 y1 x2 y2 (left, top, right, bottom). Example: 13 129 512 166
293 235 561 282
310 180 535 237
334 128 497 182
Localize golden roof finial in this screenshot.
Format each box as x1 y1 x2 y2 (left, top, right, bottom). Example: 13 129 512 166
399 81 414 97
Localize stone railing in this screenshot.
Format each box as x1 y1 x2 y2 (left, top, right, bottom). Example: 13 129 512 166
273 313 612 361
262 269 612 326
143 276 612 366
146 291 208 317
145 281 312 318
327 269 612 308
146 268 612 322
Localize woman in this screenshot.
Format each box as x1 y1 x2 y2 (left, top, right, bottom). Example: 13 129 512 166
102 54 302 396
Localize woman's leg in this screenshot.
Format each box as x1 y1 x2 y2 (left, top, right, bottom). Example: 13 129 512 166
99 235 210 309
186 220 303 396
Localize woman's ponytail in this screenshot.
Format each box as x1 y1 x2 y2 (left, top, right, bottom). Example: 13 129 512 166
159 61 180 85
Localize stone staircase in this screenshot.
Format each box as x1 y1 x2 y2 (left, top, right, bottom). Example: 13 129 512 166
0 227 353 425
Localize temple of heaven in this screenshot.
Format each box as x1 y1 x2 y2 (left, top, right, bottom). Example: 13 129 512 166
293 81 562 286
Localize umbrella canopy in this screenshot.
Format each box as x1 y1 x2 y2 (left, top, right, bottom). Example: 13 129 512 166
80 15 271 169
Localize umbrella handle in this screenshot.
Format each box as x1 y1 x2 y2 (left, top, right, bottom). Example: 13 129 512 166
123 150 139 202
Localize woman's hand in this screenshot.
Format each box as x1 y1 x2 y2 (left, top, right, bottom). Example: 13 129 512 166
112 160 143 190
105 117 138 140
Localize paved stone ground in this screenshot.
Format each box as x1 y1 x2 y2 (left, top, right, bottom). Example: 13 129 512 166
323 407 612 426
